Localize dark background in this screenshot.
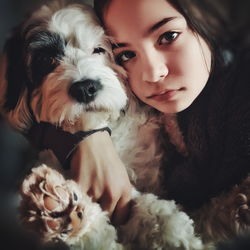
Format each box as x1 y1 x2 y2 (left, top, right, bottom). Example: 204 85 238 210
0 0 250 249
0 0 93 50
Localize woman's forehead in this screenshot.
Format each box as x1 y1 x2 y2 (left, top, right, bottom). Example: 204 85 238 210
104 0 183 39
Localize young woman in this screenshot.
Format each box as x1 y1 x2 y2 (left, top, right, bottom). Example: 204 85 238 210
29 0 250 226
91 0 250 222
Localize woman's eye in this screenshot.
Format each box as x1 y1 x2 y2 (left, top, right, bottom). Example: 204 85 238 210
158 31 179 45
115 51 136 65
93 47 106 54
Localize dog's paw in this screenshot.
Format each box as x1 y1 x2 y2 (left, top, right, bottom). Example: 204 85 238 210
232 178 250 232
20 165 85 241
192 177 250 243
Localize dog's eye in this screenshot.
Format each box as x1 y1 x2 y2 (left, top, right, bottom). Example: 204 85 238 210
31 53 59 84
93 47 106 54
77 212 83 219
36 55 56 65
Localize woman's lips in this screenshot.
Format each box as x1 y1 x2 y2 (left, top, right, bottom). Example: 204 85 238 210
147 88 183 101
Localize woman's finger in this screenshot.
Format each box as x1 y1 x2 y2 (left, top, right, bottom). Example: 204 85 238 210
98 190 118 216
87 186 103 202
111 194 132 226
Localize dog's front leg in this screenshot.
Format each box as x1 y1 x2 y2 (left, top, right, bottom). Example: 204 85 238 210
20 165 124 250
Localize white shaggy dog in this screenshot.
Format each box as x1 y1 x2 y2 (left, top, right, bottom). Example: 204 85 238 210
0 1 209 249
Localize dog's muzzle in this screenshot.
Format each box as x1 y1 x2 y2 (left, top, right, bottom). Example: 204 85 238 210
69 79 102 103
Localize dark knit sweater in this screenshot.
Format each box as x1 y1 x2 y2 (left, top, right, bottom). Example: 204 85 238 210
163 48 250 211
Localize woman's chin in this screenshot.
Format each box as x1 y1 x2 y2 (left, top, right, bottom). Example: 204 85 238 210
154 101 192 114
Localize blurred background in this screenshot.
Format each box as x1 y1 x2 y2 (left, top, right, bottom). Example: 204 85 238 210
0 0 93 50
0 0 250 249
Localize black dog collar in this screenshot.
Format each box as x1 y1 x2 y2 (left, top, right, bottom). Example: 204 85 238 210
27 121 111 169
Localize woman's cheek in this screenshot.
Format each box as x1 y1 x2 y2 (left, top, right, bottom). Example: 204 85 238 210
128 76 142 99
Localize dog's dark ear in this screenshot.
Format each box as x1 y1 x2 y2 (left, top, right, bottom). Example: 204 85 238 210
3 25 27 111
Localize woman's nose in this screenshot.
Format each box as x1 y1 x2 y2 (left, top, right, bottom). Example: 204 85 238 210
141 48 168 83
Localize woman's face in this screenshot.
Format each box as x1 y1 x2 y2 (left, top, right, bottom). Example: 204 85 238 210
104 0 212 113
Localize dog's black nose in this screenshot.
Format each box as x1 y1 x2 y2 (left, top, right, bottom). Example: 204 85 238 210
69 79 102 103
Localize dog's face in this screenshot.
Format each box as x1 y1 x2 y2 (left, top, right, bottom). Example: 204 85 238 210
0 2 128 132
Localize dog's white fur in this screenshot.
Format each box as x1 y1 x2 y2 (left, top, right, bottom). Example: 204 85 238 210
0 1 211 249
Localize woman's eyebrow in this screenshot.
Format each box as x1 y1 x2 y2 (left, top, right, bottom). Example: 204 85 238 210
111 17 178 50
146 17 177 35
112 43 128 50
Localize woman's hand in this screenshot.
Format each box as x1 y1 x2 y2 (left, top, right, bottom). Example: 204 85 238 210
70 131 132 225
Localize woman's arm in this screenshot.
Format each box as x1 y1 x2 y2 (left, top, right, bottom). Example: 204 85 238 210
27 122 132 225
70 130 132 225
